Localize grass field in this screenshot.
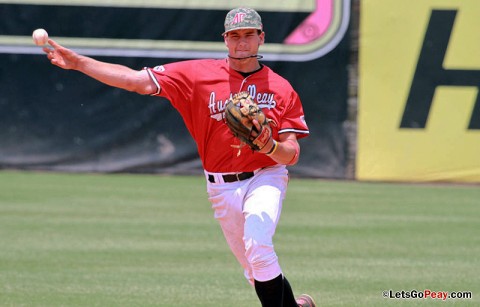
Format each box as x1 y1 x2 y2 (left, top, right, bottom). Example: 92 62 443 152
0 171 479 306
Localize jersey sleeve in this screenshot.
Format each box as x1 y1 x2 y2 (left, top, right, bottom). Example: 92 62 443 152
278 90 309 139
144 61 195 113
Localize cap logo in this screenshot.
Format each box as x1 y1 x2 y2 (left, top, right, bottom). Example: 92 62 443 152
232 13 246 24
223 7 262 35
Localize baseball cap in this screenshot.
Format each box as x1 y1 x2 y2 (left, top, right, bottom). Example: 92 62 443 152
223 7 263 36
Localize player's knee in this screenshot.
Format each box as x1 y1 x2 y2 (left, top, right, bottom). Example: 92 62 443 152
245 239 277 268
243 213 281 278
245 241 281 281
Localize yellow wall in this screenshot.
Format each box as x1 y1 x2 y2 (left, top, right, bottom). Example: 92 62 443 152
357 0 480 182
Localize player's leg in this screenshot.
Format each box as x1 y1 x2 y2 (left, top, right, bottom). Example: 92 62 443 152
243 181 283 282
254 274 298 307
218 220 255 285
206 180 255 285
207 167 315 306
243 166 299 306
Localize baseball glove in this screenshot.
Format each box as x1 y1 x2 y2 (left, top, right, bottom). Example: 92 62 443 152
224 91 275 153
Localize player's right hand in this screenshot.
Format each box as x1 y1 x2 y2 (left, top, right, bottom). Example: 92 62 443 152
43 39 79 70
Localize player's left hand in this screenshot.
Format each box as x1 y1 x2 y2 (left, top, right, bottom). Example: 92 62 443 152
251 119 275 154
224 91 276 153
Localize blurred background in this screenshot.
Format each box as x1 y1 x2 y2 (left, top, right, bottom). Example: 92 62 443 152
1 0 478 183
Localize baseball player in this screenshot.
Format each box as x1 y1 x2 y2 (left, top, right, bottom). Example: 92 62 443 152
43 7 315 307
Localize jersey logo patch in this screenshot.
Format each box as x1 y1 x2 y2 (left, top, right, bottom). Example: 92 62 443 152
153 65 165 72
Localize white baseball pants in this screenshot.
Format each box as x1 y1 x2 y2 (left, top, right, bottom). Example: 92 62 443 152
205 165 289 285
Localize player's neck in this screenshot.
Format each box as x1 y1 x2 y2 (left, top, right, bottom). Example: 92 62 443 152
235 64 263 78
227 58 261 74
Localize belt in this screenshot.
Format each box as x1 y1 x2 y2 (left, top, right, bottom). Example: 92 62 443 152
208 171 255 183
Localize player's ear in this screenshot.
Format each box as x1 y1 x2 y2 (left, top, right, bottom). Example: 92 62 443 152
259 31 265 45
223 34 229 46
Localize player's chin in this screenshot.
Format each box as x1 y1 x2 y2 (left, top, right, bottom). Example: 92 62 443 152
234 51 252 59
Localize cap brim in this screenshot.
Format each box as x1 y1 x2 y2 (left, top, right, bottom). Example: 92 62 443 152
222 27 263 36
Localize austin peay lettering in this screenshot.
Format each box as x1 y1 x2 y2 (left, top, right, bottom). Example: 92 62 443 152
209 85 277 121
246 85 277 109
208 92 232 115
400 10 480 130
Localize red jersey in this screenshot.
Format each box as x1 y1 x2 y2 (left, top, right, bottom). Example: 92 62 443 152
146 59 309 173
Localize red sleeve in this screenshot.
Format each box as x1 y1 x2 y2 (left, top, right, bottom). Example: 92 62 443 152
279 90 309 139
145 61 196 114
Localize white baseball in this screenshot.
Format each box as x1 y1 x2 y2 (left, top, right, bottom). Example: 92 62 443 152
32 28 49 46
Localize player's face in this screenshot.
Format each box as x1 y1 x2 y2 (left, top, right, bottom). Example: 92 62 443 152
224 29 265 58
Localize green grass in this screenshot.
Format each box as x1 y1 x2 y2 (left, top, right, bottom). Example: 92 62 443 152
0 171 478 306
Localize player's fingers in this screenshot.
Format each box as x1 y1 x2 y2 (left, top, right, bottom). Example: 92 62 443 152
43 47 56 59
249 119 261 137
252 119 261 131
50 58 64 67
42 46 50 54
47 39 62 49
47 54 56 62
